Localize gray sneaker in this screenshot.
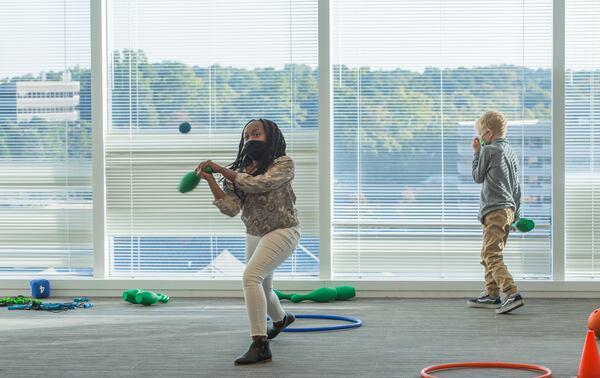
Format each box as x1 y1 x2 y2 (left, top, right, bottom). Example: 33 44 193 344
467 292 501 308
495 293 525 314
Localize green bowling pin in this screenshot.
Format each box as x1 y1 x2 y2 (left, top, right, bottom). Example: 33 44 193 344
178 166 214 193
123 289 142 304
511 217 535 233
334 286 356 301
291 287 337 303
274 289 295 301
133 291 170 306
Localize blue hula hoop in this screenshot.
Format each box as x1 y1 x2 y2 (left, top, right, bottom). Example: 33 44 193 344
282 314 362 332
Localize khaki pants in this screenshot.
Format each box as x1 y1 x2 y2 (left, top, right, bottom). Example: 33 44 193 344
243 226 300 336
481 208 517 297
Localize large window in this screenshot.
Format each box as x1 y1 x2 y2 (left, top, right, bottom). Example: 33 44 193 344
0 0 92 276
105 0 319 277
4 1 600 283
565 0 600 279
331 0 553 278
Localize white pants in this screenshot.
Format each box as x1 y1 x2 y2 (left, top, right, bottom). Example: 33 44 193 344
243 226 300 336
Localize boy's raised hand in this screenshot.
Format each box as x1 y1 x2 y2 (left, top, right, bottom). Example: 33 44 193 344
472 137 481 152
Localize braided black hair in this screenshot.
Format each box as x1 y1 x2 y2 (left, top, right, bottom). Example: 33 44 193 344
228 118 287 176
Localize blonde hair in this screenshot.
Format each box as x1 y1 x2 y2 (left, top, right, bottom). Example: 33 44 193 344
476 110 507 138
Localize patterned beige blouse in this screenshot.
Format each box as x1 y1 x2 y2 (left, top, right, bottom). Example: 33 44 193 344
213 156 300 237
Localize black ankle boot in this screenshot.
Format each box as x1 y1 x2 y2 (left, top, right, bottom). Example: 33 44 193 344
267 312 295 340
234 338 272 365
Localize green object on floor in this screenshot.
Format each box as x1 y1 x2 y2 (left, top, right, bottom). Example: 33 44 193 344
512 217 535 233
122 289 142 304
123 289 169 306
334 286 356 300
291 287 337 303
0 296 42 307
134 291 170 306
275 287 356 302
178 166 214 193
273 289 295 300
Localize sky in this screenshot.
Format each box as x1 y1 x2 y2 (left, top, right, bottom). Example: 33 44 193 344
0 0 597 79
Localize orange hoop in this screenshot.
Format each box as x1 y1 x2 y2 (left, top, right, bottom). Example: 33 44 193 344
421 362 552 378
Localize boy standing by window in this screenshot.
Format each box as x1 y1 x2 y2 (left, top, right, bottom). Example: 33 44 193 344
467 110 524 314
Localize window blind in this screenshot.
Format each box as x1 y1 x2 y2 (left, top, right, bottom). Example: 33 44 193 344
331 0 553 279
0 0 92 276
565 0 600 279
105 0 319 277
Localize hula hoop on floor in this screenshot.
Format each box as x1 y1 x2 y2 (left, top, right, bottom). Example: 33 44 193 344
282 314 362 332
420 362 552 378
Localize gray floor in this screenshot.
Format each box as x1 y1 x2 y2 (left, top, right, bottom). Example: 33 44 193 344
0 297 595 377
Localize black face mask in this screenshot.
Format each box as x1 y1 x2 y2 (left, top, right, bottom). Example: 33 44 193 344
243 140 267 160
